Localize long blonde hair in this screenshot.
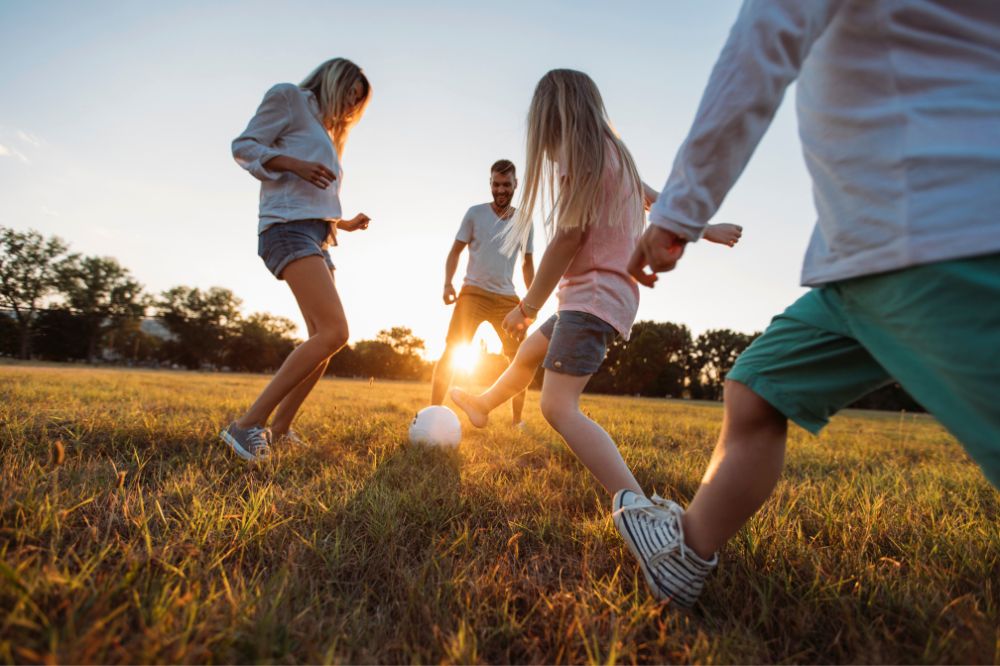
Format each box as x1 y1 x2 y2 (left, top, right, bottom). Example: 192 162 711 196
300 58 371 156
503 69 643 255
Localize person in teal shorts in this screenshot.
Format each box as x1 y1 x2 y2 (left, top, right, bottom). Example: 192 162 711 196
614 0 1000 609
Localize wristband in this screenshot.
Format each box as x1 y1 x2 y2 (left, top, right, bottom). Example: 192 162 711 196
518 300 539 318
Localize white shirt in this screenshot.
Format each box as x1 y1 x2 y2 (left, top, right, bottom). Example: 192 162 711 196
456 203 534 297
650 0 1000 286
232 83 343 235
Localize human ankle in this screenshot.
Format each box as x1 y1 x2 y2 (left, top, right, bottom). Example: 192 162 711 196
681 513 719 560
235 416 261 430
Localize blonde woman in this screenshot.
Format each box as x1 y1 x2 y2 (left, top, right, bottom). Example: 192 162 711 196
451 69 740 588
223 58 372 461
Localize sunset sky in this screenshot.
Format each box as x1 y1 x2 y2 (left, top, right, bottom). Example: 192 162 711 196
0 0 816 358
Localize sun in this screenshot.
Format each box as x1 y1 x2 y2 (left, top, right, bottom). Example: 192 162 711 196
452 344 481 374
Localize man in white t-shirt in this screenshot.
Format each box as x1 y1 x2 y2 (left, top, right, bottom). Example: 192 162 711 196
431 160 535 425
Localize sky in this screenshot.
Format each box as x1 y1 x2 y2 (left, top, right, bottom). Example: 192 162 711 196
0 0 816 358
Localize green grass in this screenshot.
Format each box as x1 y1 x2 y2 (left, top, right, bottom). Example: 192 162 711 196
0 363 997 664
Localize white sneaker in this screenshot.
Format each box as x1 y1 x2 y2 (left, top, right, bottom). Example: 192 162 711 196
612 489 717 608
220 422 272 462
276 429 307 447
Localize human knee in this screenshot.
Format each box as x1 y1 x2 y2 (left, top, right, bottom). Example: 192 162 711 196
723 380 787 441
303 317 318 338
315 324 349 356
512 341 543 370
540 392 575 429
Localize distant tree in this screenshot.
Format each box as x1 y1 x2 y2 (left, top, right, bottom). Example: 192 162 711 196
0 312 18 356
0 227 70 358
226 312 298 372
376 326 424 355
33 308 89 361
850 382 925 413
57 255 146 362
156 286 242 369
105 317 162 364
690 329 760 400
376 326 428 379
353 339 398 378
590 320 692 397
326 343 360 377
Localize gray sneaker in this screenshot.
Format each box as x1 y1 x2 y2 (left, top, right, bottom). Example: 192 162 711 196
612 489 717 608
220 421 272 461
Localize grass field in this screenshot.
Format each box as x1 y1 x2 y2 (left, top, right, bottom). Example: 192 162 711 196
1 363 997 664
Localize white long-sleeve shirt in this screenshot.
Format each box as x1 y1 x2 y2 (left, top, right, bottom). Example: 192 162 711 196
650 0 1000 286
232 83 343 235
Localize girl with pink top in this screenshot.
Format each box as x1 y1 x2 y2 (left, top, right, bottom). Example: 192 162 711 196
451 69 740 500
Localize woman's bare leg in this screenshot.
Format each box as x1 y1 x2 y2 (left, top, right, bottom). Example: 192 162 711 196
269 268 340 436
236 257 348 429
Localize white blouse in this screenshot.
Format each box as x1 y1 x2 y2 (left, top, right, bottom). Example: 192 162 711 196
232 83 343 236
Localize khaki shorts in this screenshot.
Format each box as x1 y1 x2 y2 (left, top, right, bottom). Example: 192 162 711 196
446 286 522 358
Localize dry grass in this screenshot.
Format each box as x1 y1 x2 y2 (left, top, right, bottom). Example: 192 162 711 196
0 363 997 664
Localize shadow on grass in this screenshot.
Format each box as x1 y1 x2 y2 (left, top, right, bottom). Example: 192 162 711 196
229 441 470 662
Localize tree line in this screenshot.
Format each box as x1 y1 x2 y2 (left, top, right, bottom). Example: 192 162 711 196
1 226 920 410
0 226 427 376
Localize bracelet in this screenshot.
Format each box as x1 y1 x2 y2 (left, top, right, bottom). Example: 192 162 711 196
518 300 540 317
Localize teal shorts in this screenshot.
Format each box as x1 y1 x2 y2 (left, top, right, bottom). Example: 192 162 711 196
728 253 1000 489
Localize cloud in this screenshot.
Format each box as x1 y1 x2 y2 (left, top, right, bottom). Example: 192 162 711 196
0 143 29 163
16 130 43 147
41 206 60 217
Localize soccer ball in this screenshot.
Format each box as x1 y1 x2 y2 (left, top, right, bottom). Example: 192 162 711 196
408 406 462 448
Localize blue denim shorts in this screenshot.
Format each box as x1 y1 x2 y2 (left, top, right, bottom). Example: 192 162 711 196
258 219 335 279
538 310 618 376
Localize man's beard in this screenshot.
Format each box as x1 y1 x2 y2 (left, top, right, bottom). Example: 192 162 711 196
493 194 511 208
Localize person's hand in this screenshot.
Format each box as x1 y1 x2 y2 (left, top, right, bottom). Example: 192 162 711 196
704 223 743 247
443 284 457 305
289 159 336 189
643 189 658 212
338 213 370 232
502 306 533 339
627 225 688 287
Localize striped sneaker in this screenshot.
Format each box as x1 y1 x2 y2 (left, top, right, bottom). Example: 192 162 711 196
612 489 717 608
220 421 272 462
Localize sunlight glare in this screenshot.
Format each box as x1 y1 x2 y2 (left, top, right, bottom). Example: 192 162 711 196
452 344 481 374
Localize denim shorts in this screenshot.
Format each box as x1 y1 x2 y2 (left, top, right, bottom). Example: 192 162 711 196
258 219 335 279
538 310 618 376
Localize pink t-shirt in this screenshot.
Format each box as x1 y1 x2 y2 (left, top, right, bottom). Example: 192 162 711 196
556 144 642 340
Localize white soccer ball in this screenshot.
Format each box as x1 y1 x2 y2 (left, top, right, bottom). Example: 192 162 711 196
408 405 462 448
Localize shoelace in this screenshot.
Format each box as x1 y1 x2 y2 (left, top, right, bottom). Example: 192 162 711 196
615 493 690 564
246 426 271 455
646 495 690 566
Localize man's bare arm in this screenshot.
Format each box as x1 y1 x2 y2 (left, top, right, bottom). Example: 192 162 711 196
443 240 467 304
